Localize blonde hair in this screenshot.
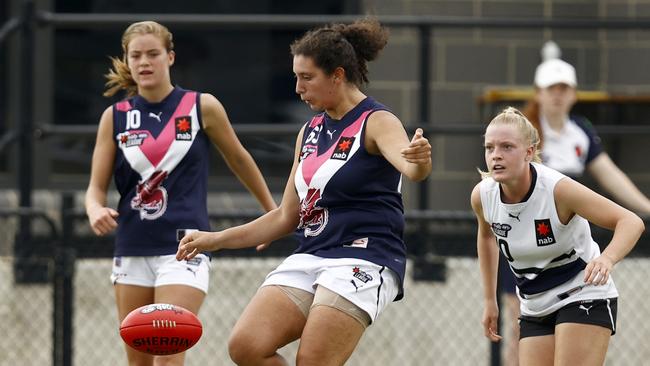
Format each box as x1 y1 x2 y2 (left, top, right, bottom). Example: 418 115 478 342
103 21 174 98
479 107 542 179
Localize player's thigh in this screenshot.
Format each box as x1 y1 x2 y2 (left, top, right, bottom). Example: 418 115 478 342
519 335 554 366
150 287 203 366
230 285 307 352
112 256 157 321
553 298 616 366
554 323 610 366
113 284 156 366
151 254 210 313
114 284 155 321
154 286 206 366
155 284 206 314
298 297 366 366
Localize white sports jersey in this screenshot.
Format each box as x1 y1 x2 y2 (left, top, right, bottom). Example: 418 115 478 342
540 116 603 177
480 162 618 316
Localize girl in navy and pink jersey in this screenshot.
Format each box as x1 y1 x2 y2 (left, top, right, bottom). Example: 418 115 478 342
85 21 276 366
176 18 432 366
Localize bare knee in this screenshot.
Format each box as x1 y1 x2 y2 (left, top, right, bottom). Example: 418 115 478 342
228 330 269 366
228 331 251 365
295 350 320 366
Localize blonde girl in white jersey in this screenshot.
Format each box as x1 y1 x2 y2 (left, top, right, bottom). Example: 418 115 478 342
471 107 644 366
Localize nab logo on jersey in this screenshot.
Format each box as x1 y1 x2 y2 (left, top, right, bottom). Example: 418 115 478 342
175 116 192 141
331 137 355 161
534 219 556 246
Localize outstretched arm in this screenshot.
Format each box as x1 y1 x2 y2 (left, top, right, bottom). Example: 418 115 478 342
471 184 502 342
85 106 119 236
365 110 432 181
176 127 305 260
554 177 645 285
588 153 650 216
201 93 277 212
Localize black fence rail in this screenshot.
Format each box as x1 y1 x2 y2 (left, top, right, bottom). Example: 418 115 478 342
0 207 70 366
6 4 650 218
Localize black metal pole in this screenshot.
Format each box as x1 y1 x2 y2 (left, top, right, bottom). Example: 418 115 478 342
491 277 504 366
418 25 430 210
53 192 75 366
18 0 35 239
12 0 36 285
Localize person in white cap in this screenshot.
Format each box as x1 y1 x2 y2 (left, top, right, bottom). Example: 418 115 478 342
522 57 650 214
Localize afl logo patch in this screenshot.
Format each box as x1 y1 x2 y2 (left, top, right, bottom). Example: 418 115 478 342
175 116 192 141
491 223 512 237
331 137 355 161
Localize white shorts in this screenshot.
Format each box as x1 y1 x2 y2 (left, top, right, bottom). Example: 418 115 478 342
261 253 398 324
110 254 211 294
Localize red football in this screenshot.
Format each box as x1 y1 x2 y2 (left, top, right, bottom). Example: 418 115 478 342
120 303 203 355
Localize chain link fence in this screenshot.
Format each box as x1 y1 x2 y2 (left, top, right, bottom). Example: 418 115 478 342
1 206 650 365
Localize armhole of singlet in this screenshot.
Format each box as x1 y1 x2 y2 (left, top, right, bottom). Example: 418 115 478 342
195 92 204 132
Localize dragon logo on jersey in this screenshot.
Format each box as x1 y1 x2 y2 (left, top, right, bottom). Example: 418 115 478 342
534 218 557 246
298 187 329 237
131 170 169 220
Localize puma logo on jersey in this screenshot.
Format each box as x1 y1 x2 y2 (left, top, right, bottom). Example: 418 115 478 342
186 267 198 277
508 212 521 221
579 304 593 315
149 111 162 122
350 279 361 292
326 129 336 139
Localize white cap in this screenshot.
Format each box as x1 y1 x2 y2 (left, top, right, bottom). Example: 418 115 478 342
534 58 577 88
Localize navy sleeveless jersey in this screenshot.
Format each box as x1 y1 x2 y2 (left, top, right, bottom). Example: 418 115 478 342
112 86 211 256
294 97 406 300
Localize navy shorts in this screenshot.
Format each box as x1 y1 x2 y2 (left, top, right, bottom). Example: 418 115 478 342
519 298 617 339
